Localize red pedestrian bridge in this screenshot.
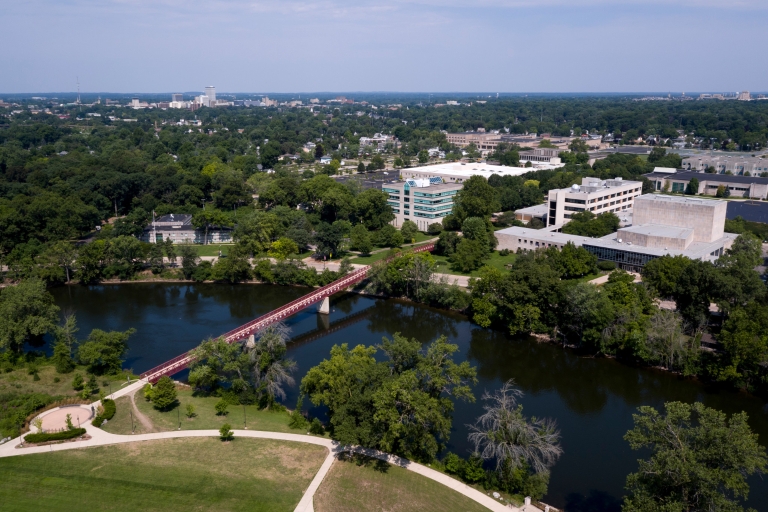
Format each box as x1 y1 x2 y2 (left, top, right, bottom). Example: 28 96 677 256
139 243 435 383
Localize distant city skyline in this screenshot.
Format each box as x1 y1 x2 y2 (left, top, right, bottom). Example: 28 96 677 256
2 1 767 93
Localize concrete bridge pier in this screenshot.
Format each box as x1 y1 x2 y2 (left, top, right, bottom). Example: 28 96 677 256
317 297 330 315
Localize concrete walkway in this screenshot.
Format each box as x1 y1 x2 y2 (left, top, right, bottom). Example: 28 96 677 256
0 399 535 512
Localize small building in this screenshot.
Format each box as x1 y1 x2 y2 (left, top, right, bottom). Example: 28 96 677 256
518 148 562 165
682 155 768 176
514 204 548 224
383 178 462 231
141 214 232 244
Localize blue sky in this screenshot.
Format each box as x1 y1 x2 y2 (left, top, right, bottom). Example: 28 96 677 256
2 0 766 93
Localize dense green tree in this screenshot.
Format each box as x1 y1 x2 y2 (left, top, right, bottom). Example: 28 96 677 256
151 376 178 410
453 176 501 222
192 208 233 245
350 224 373 255
561 211 619 237
623 402 766 512
246 323 296 408
373 224 403 248
77 328 135 375
353 189 394 229
0 279 59 353
400 220 419 243
178 244 200 279
52 313 78 373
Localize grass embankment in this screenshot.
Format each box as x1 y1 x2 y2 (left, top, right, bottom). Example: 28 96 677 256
314 455 491 512
0 364 135 399
104 389 305 436
0 437 327 512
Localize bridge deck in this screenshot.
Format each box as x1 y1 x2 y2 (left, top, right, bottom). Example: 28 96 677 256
139 243 434 382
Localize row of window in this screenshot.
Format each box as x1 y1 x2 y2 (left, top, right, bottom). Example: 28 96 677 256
414 204 453 212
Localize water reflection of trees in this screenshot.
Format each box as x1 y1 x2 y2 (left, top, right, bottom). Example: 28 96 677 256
465 328 720 416
365 300 460 342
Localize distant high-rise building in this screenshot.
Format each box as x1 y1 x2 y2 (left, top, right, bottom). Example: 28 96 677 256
172 93 183 102
205 86 216 103
738 91 751 101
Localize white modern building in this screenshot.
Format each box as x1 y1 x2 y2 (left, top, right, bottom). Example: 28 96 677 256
205 86 216 103
398 161 561 186
383 178 462 231
546 177 643 227
141 214 232 244
496 194 737 271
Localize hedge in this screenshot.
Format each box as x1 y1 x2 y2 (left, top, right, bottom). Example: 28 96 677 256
92 399 116 427
24 428 86 443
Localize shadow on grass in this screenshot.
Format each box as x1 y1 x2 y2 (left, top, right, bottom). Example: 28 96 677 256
338 452 392 474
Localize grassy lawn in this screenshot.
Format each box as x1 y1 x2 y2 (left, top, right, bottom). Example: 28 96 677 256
350 250 394 265
0 363 136 400
101 396 151 435
314 455 491 512
0 437 327 512
192 243 235 257
108 388 305 436
432 251 518 277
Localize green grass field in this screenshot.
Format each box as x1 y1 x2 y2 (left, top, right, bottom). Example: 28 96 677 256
314 455 491 512
432 251 518 277
0 364 136 400
0 437 327 512
103 388 308 436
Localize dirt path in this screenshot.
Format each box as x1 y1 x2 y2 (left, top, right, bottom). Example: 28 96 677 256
129 388 155 432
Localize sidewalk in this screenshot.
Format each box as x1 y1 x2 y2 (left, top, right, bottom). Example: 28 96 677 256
0 400 534 512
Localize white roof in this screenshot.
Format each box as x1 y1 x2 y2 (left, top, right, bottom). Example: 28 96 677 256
653 167 677 174
402 161 561 179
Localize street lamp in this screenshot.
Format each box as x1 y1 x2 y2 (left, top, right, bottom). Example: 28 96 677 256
243 404 247 429
178 407 181 431
130 410 135 434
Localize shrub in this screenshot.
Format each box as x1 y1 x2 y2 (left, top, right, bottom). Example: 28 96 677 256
72 374 84 391
309 418 325 435
443 452 463 475
65 413 74 430
151 376 177 410
219 423 234 441
143 383 154 401
53 377 60 383
288 396 309 430
215 399 229 416
499 249 511 256
597 260 617 271
24 428 86 444
87 374 99 394
92 398 117 427
427 223 443 235
185 404 196 418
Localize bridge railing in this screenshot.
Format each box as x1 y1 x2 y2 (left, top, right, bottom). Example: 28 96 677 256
140 243 435 381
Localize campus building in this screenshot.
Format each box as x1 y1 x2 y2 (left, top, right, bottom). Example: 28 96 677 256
546 177 643 227
398 161 561 186
496 195 737 271
643 170 768 199
141 214 232 244
383 178 462 231
682 155 768 176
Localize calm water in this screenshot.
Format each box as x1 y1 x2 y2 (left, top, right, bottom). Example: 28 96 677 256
50 283 768 511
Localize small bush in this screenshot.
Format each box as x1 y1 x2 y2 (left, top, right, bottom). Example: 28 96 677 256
499 249 511 256
443 452 463 475
93 400 116 427
53 377 60 383
185 404 196 418
597 260 617 271
25 428 86 444
219 423 234 441
151 376 177 410
215 399 229 416
72 374 84 391
427 223 443 235
309 418 325 435
33 372 40 381
143 383 154 401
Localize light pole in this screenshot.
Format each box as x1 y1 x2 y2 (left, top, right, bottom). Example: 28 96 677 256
130 410 134 434
178 407 181 431
243 404 247 429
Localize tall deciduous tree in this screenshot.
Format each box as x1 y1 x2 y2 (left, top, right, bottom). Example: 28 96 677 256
0 279 59 353
77 328 135 375
623 402 767 512
246 323 296 408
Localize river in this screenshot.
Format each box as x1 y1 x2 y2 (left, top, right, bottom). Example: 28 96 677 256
50 283 768 511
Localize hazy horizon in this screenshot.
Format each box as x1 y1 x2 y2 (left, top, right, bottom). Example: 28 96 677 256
3 1 767 94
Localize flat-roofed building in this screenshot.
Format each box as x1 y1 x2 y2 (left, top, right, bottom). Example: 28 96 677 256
519 148 562 165
383 178 462 231
495 194 736 271
514 204 548 224
141 214 232 244
546 177 643 227
399 161 561 185
643 170 768 199
682 155 768 176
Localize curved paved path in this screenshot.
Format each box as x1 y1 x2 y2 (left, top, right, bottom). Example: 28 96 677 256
0 380 538 512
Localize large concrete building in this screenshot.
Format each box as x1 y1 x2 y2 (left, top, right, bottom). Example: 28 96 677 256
383 178 462 231
496 194 737 271
546 177 643 227
519 148 562 165
644 170 768 199
398 161 561 186
682 155 768 176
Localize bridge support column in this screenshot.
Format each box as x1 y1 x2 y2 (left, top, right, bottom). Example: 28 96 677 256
317 296 330 315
